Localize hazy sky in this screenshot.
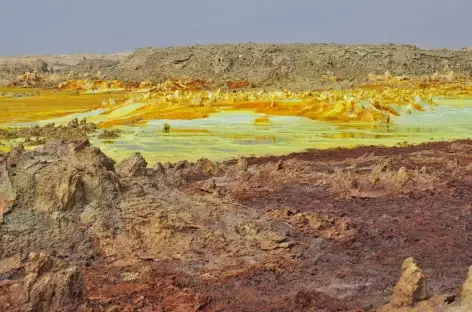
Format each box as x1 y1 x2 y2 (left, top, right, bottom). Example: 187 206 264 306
1 0 470 55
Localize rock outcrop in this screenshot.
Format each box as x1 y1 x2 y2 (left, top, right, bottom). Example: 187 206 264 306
380 259 472 312
0 140 121 262
0 252 86 312
390 257 429 307
1 140 472 310
116 152 148 177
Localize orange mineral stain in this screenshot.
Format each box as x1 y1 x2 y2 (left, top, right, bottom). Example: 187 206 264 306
4 74 472 127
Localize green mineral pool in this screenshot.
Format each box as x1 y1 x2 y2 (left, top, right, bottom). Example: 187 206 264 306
2 98 472 163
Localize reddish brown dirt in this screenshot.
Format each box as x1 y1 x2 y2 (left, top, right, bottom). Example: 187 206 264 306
2 140 472 311
227 80 252 89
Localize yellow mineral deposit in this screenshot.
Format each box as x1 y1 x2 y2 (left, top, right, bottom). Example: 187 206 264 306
2 74 472 127
58 79 126 93
0 88 122 124
254 117 271 125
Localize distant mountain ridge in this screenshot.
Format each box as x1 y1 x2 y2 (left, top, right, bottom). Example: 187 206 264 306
2 43 472 89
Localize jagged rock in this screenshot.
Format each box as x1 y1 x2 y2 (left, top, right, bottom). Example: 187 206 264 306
200 179 218 194
0 141 122 263
379 257 433 311
275 160 284 170
33 59 49 73
25 253 85 311
196 158 215 173
268 208 353 239
373 162 389 175
68 118 79 128
461 267 472 303
6 144 24 168
97 129 121 139
5 141 120 213
397 166 409 185
174 160 189 171
153 162 166 176
117 152 148 177
377 259 472 311
163 122 170 133
0 252 86 312
85 122 97 131
447 143 472 153
0 199 14 223
237 157 248 171
0 254 22 276
390 257 428 307
0 158 15 223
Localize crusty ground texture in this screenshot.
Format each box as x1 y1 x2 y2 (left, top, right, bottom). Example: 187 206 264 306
2 139 472 311
3 43 472 89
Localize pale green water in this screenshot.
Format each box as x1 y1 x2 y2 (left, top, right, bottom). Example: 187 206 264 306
3 99 472 163
92 101 472 163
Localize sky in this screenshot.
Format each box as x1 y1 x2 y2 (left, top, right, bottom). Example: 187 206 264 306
0 0 470 55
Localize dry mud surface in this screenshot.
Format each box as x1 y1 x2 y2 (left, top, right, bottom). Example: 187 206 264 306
2 139 472 311
3 43 472 89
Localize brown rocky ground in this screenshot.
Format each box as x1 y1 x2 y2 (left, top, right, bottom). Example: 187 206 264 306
1 139 472 311
3 43 472 89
